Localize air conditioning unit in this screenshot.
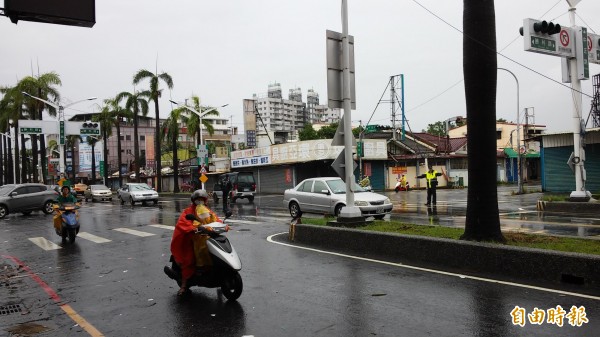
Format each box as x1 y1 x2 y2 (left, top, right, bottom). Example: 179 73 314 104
212 154 217 159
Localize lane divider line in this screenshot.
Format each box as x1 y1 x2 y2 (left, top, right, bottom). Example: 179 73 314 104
77 232 112 244
112 228 155 237
2 255 104 337
149 224 174 231
28 237 61 251
266 232 600 301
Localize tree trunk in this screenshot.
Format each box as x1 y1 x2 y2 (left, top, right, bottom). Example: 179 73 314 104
103 128 109 187
154 98 162 192
460 0 504 242
91 141 96 185
0 136 4 185
38 88 47 184
117 121 123 187
173 129 179 193
7 135 14 184
14 121 20 184
133 108 140 183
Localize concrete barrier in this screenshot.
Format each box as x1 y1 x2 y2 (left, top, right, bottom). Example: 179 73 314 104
290 224 600 293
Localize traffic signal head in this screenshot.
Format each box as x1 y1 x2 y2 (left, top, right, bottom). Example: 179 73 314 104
533 20 561 35
82 122 98 128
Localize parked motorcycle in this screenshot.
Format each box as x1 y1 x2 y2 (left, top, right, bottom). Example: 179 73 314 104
164 214 243 300
53 203 81 244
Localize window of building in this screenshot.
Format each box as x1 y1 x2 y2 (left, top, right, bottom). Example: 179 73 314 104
496 130 502 140
140 135 145 141
120 135 124 141
126 149 131 154
126 135 131 141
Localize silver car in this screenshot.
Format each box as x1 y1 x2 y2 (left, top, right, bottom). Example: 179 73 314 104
0 183 59 219
117 183 159 205
84 184 113 202
283 177 393 219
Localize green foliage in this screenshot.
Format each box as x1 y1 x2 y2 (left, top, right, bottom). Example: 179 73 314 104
317 122 338 139
298 124 318 141
300 218 600 255
425 121 446 136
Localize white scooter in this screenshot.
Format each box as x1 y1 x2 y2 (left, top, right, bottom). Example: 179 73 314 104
164 214 243 300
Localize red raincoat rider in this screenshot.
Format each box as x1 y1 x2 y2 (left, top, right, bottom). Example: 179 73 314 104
170 189 221 295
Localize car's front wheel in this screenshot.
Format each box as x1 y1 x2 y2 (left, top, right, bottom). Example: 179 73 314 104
0 205 8 219
289 201 301 218
43 201 54 215
334 204 345 216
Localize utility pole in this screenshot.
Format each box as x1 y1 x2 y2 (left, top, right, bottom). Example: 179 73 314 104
391 76 396 141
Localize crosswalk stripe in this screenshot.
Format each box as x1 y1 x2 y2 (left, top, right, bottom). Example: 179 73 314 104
149 224 174 231
77 232 112 243
28 237 61 250
113 228 155 237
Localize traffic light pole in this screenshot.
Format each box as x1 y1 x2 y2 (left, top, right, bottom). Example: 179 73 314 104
567 2 590 200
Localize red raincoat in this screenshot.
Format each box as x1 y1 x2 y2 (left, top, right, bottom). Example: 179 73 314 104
170 204 221 280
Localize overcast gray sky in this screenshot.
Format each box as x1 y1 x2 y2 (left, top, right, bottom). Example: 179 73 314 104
1 0 599 134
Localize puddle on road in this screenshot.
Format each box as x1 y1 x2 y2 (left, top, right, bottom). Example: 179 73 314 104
6 322 51 335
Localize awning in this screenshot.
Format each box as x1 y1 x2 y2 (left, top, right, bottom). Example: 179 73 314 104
503 148 518 158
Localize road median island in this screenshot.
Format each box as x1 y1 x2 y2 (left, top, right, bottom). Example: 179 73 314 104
290 224 600 294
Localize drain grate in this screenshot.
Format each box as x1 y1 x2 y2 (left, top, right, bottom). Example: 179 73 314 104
0 304 24 316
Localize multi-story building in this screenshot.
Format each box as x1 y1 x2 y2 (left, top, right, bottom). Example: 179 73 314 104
246 83 339 145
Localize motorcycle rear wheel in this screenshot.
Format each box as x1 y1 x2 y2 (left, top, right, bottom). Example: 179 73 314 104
221 270 243 301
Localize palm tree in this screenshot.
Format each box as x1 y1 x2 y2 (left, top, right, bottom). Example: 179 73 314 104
104 97 130 187
19 72 61 184
460 0 504 242
116 91 150 183
133 69 174 193
93 104 115 187
0 85 28 183
65 135 82 183
87 136 99 185
163 106 188 193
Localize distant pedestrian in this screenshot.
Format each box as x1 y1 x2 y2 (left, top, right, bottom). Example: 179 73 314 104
221 175 232 214
417 166 442 206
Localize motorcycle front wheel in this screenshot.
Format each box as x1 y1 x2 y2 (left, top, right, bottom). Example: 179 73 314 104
221 270 243 301
68 228 77 243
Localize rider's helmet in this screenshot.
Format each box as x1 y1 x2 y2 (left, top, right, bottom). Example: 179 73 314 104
190 189 209 203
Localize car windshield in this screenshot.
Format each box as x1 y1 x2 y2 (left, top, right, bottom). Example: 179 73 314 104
326 179 366 194
130 184 153 191
0 185 15 196
91 185 109 190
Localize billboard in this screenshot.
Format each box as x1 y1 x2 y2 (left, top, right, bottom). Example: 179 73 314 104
4 0 96 27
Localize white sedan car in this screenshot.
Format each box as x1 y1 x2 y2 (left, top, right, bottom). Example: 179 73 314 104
283 177 393 219
117 183 159 205
84 184 113 202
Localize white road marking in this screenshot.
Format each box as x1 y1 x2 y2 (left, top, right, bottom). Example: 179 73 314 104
149 224 174 231
77 232 112 243
113 228 155 237
28 237 61 250
267 232 600 301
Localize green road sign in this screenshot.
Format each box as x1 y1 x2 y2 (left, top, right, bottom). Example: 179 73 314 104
59 121 65 145
357 141 364 157
19 127 42 134
99 161 105 176
80 129 100 135
530 36 556 52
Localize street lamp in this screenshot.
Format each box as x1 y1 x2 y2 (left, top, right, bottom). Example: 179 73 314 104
21 92 96 180
169 100 228 190
497 68 522 194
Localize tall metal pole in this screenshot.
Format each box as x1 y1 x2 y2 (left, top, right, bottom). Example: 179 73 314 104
401 74 406 141
498 68 522 194
567 2 589 200
342 0 356 208
391 76 396 141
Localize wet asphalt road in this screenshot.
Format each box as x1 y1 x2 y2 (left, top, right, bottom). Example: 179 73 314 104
1 191 599 336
